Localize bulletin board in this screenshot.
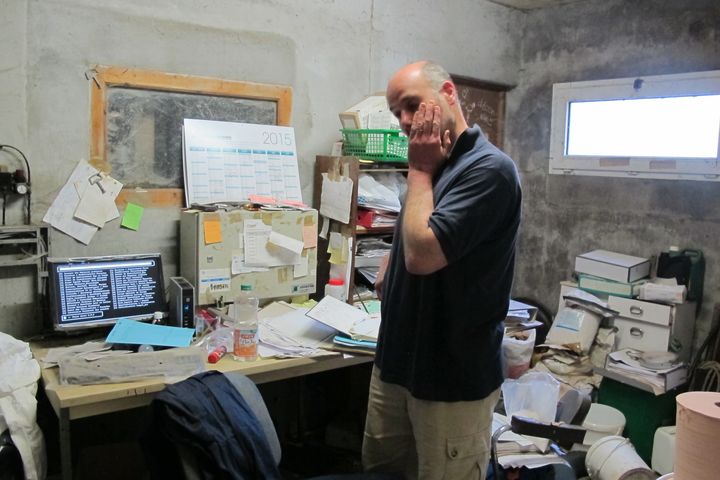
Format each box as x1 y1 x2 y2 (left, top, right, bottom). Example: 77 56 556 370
89 66 293 207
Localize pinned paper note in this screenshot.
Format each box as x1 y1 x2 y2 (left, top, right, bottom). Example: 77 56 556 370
303 223 318 248
294 254 309 278
43 160 100 244
244 219 299 267
231 250 269 275
73 174 123 228
319 173 353 224
203 218 223 244
268 231 304 255
121 203 144 230
328 232 350 265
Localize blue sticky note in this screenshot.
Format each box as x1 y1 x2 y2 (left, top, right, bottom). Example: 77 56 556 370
106 319 195 347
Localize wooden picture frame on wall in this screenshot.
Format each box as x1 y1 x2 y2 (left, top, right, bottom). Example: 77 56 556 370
451 74 512 149
89 66 293 207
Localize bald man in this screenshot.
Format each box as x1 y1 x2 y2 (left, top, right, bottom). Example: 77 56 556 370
362 61 522 480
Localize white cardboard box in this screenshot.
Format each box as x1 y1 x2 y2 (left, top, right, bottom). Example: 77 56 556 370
574 249 650 283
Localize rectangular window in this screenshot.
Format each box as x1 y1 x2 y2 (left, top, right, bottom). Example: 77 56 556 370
549 71 720 181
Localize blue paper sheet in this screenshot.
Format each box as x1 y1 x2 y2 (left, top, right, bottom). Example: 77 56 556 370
106 319 195 347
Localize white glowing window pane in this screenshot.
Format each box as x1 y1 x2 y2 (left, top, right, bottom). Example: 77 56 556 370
566 95 720 158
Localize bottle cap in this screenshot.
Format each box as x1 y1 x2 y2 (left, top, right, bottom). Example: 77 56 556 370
208 347 225 364
328 278 344 286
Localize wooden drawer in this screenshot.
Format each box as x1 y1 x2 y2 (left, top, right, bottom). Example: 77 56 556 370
608 296 673 327
614 317 671 353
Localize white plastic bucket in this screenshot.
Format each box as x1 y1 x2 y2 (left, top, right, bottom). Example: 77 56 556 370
582 403 626 446
586 435 655 480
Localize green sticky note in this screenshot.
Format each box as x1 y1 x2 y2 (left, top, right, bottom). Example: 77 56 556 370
121 203 144 230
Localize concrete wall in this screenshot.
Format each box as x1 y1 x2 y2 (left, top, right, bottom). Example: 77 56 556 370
506 0 720 350
0 0 520 337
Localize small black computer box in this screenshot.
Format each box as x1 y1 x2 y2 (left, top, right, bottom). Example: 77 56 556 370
169 276 195 329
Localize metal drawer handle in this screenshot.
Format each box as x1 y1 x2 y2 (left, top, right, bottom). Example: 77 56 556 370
630 327 644 338
629 305 644 316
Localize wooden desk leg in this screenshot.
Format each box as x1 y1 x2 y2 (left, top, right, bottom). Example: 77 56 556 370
59 408 73 480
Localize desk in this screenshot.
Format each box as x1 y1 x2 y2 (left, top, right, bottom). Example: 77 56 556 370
32 342 373 480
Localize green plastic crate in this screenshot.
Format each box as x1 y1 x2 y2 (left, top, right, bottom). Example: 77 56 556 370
340 129 408 163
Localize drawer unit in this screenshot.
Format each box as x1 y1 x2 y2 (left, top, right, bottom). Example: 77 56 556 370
614 317 672 353
608 296 696 361
608 296 672 326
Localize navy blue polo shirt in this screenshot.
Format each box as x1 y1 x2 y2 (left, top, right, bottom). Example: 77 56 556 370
375 125 522 401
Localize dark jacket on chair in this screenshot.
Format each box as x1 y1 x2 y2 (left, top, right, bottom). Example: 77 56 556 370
144 371 281 480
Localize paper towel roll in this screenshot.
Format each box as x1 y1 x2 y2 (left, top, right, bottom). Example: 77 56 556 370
675 392 720 479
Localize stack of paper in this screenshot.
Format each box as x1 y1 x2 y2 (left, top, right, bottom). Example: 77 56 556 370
306 296 380 352
605 349 687 394
257 303 337 358
505 299 543 333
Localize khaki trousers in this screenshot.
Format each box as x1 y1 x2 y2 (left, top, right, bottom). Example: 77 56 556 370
362 366 500 480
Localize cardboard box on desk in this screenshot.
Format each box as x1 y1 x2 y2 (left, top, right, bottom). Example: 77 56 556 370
575 249 651 283
180 207 318 305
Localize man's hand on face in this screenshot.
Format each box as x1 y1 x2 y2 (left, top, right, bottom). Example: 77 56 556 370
407 102 452 176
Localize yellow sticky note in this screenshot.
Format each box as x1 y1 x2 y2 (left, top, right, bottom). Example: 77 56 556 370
329 248 343 265
204 219 223 244
120 203 144 231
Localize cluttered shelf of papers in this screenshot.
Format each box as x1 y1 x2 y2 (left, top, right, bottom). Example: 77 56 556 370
505 299 542 333
38 298 378 385
596 348 687 395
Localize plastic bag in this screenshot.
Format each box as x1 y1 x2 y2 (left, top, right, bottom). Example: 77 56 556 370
501 372 560 423
545 289 612 354
503 328 536 379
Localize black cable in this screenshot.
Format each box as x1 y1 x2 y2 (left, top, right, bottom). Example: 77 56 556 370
2 190 6 226
0 144 32 224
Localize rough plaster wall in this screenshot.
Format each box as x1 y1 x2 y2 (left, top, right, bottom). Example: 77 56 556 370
506 0 720 350
0 0 520 337
370 0 520 89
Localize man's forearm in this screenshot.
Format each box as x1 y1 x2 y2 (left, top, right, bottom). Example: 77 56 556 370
401 169 447 274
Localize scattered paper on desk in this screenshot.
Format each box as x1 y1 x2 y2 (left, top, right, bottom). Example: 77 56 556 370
106 319 195 347
306 295 369 336
261 307 336 349
319 173 353 224
42 159 100 244
349 314 381 342
121 203 144 230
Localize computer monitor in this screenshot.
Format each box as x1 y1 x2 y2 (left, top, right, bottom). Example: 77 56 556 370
47 253 167 332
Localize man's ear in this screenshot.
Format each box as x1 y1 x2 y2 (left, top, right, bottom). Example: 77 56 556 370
440 80 457 105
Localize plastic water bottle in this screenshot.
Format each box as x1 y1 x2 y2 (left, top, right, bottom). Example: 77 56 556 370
230 284 259 362
324 278 345 301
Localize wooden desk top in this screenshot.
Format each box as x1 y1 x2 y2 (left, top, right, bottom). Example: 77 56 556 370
33 343 373 421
